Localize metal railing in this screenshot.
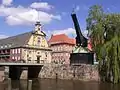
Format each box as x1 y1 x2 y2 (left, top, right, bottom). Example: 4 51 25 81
0 60 46 64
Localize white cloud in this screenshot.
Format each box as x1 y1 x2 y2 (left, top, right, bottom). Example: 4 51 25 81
52 28 76 35
0 5 30 16
0 34 8 39
2 0 13 6
45 28 75 39
50 14 61 20
0 2 61 25
6 9 61 25
6 15 25 25
82 30 88 38
46 28 88 39
30 2 53 10
47 28 88 36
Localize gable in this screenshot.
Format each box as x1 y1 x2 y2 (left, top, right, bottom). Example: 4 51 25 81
27 33 48 48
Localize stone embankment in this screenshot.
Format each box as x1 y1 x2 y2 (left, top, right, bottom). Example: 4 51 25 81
39 64 100 81
0 64 100 81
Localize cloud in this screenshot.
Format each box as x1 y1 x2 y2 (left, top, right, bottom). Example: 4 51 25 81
0 34 8 39
46 28 88 39
6 9 61 25
47 28 88 36
0 1 61 25
30 2 53 10
2 0 13 6
0 5 30 16
82 30 88 38
52 28 76 35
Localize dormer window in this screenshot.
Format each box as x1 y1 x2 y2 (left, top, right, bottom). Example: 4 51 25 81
5 45 7 48
9 44 12 47
0 46 3 48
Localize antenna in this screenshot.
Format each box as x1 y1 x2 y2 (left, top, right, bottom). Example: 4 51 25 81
37 5 39 22
37 0 41 22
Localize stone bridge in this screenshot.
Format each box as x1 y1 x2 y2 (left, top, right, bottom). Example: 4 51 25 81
0 63 45 80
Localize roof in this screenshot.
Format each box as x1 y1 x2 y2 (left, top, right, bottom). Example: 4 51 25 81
0 31 32 49
48 34 76 45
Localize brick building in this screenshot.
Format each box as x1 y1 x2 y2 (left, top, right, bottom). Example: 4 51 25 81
48 34 75 64
0 22 52 63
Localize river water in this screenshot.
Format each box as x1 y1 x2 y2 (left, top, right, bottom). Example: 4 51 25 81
0 79 120 90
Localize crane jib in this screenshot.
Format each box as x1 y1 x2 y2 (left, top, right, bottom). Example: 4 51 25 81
71 13 87 47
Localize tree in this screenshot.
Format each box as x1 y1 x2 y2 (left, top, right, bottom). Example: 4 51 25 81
86 5 105 60
86 5 120 83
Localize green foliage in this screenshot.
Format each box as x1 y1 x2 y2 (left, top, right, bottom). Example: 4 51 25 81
86 5 120 83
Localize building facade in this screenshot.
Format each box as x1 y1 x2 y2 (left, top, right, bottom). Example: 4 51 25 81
0 22 52 64
48 34 75 64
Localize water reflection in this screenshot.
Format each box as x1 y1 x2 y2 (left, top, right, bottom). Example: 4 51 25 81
0 79 120 90
11 79 41 90
11 80 20 89
32 79 40 90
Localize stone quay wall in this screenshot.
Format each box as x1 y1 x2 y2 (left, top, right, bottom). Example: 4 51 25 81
0 64 100 81
39 64 100 81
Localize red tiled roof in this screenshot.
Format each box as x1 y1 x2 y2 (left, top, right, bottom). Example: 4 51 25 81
48 34 76 45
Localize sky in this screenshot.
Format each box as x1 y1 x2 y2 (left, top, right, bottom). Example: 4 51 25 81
0 0 120 39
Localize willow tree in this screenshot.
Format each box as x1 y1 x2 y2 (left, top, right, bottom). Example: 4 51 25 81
86 5 105 61
86 5 120 83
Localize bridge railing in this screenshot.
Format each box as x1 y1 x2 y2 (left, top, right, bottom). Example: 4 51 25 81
0 60 46 65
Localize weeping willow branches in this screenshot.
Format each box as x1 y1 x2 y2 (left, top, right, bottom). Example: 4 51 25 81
86 5 120 83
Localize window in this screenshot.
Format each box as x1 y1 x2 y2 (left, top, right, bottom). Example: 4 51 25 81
15 49 17 54
1 46 3 48
55 47 57 51
12 49 14 54
18 57 20 60
5 45 7 48
57 46 59 51
18 49 20 53
15 56 17 60
28 57 31 61
66 53 68 56
9 44 12 47
45 52 47 57
60 46 62 51
37 37 41 45
58 47 60 51
29 50 31 54
12 57 14 59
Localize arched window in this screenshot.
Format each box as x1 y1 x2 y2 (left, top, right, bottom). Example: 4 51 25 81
45 52 47 57
37 37 41 45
